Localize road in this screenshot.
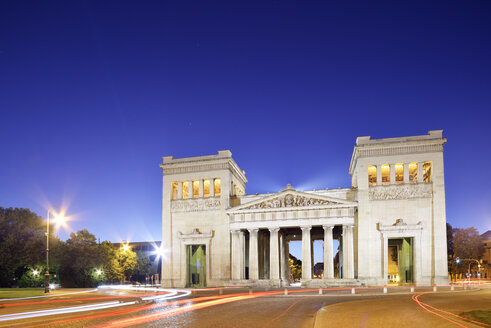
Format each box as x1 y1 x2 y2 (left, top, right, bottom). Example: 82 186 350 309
0 285 489 327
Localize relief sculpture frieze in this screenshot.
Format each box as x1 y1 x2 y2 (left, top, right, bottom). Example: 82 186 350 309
369 184 432 200
244 193 336 210
171 198 221 212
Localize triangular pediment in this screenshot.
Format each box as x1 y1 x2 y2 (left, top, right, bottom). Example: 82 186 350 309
228 185 356 213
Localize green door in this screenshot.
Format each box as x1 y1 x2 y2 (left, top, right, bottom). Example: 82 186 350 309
396 237 413 284
186 245 206 288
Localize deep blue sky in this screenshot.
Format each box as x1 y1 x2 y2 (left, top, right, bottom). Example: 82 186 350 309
1 1 490 262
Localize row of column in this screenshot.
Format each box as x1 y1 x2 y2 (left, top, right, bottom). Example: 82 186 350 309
375 162 425 185
231 224 355 282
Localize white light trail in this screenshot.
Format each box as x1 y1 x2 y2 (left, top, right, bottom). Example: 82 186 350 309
0 286 190 322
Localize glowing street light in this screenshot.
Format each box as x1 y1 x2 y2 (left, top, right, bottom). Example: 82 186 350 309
32 269 39 277
45 207 64 293
96 269 103 276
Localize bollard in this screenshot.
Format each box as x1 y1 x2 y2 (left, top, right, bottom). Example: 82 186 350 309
433 286 437 292
383 287 387 294
219 288 223 295
249 287 253 295
410 287 415 293
451 285 454 291
284 288 288 295
351 288 355 294
319 288 323 295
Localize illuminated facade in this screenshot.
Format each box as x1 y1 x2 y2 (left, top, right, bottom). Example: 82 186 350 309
160 131 448 287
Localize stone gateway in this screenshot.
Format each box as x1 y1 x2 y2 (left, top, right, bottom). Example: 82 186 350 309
160 131 448 287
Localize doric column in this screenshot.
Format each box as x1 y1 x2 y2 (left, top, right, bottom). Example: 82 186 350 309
280 233 288 284
390 164 395 185
198 180 203 198
418 162 424 183
269 228 280 283
376 165 382 186
177 181 182 199
231 230 240 280
342 225 354 279
323 225 334 279
248 228 259 280
188 180 193 198
301 226 312 280
239 230 245 279
210 178 215 196
403 163 409 184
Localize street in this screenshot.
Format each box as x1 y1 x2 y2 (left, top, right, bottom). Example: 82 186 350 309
0 285 489 327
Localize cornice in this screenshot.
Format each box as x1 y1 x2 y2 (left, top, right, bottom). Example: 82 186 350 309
349 138 446 175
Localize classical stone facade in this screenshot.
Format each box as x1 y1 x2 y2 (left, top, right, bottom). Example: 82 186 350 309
160 131 449 287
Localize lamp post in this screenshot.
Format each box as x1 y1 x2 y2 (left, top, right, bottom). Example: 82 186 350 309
45 207 64 293
456 257 482 285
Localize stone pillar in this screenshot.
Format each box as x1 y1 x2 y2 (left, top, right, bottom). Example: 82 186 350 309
239 230 245 279
390 164 395 185
198 180 203 198
403 163 409 184
418 162 424 183
248 229 259 280
376 165 382 186
342 225 354 279
188 180 193 198
280 233 288 284
210 178 215 196
382 234 388 283
269 228 280 284
284 239 290 284
231 230 240 280
177 181 182 199
323 225 334 279
301 226 312 280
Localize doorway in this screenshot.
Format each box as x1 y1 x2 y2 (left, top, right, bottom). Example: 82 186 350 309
186 244 206 288
388 238 413 284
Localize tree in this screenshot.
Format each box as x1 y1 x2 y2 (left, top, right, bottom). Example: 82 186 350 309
58 229 107 287
453 227 484 276
132 251 152 283
107 244 137 283
0 207 61 287
289 255 302 282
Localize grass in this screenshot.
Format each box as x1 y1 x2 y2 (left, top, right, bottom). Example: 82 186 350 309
0 288 89 299
0 288 47 298
459 310 491 325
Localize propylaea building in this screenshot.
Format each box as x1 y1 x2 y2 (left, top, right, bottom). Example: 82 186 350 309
160 131 448 287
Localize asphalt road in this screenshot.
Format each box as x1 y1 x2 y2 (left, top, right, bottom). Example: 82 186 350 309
0 285 489 328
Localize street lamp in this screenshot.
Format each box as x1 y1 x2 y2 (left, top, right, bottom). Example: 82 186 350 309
45 207 64 293
455 257 482 285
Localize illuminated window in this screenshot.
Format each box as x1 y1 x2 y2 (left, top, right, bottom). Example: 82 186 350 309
182 181 189 199
423 161 432 183
409 162 418 183
381 164 390 185
368 165 377 186
395 163 404 184
171 182 178 200
192 180 199 198
203 179 210 197
214 178 221 196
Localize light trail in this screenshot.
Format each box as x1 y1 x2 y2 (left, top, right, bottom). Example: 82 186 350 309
263 298 303 327
0 287 189 323
96 295 256 328
26 295 223 327
412 292 491 327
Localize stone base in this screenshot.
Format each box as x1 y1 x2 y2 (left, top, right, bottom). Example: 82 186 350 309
302 279 364 288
